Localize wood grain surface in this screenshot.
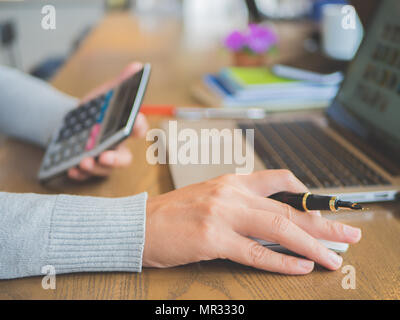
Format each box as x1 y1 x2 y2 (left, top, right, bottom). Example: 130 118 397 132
0 13 399 300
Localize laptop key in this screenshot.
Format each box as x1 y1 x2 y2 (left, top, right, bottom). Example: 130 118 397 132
298 122 385 186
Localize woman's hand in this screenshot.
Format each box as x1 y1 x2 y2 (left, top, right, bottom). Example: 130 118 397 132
67 62 148 181
143 170 362 275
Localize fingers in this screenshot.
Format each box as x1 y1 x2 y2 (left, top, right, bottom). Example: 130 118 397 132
239 209 344 270
67 144 133 181
132 113 149 138
218 172 320 216
78 157 113 176
67 145 133 181
243 194 361 244
68 167 91 181
222 233 315 275
98 145 133 167
226 170 309 197
277 207 361 244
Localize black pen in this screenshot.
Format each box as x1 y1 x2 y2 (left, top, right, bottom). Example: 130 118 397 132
269 192 364 212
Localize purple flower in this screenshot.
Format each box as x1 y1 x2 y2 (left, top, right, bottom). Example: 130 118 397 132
224 31 245 52
224 24 278 54
246 24 278 54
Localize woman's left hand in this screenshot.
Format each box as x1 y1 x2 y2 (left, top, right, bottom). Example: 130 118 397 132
68 62 148 181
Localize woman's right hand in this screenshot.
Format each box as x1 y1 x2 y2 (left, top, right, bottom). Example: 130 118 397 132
143 170 362 275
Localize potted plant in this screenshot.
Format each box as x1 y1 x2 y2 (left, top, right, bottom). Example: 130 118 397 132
224 24 278 67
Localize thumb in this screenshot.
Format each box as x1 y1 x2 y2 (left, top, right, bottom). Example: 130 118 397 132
132 113 149 138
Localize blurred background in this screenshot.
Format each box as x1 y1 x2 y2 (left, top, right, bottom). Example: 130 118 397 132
0 0 365 80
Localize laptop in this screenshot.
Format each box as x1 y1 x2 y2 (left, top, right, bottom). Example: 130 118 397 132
164 0 400 203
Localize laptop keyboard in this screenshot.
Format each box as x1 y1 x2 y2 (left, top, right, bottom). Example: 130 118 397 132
239 121 391 189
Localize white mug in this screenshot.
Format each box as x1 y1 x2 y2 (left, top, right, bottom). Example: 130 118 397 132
321 4 364 61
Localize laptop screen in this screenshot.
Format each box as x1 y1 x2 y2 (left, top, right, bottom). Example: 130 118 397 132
328 0 400 156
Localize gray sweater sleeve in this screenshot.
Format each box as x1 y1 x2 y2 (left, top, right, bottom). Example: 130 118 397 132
0 67 148 279
0 192 147 279
0 65 79 148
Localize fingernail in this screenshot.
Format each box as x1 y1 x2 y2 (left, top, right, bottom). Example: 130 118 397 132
298 260 314 272
328 251 343 268
130 62 142 71
104 153 115 165
343 225 361 241
83 159 93 170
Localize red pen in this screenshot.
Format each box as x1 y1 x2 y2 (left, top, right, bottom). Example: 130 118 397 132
140 105 176 116
140 105 266 120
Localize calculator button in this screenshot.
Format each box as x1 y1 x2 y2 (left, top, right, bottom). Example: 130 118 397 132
88 105 100 115
66 116 77 127
96 90 114 123
73 123 83 133
91 123 102 136
49 142 62 153
96 105 107 123
60 128 73 140
72 144 84 155
85 137 96 151
53 153 62 164
78 129 90 142
85 124 102 151
66 135 78 145
62 148 73 160
49 91 114 165
78 112 87 121
84 118 95 129
42 156 52 169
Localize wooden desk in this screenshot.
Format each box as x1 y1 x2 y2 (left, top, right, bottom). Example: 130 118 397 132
0 13 399 300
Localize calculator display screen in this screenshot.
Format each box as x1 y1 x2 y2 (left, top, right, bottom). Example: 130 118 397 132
101 68 144 140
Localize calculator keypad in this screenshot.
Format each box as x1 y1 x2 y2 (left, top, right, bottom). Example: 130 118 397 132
42 90 114 170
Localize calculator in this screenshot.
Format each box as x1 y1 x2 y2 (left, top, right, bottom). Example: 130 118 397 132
38 64 151 181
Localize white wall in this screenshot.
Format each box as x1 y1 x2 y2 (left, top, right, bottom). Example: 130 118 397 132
0 0 105 72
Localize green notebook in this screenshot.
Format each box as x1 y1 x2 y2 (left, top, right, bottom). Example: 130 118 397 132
229 67 295 85
220 67 299 92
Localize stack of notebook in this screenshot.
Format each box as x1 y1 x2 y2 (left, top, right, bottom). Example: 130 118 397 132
191 67 342 112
